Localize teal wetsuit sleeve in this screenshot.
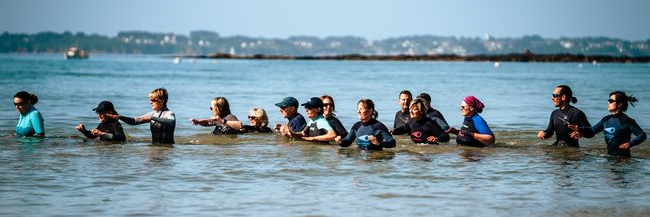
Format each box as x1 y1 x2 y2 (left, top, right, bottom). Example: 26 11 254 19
628 119 647 147
31 110 45 135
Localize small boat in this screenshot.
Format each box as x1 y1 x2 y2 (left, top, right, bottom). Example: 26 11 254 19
64 47 89 59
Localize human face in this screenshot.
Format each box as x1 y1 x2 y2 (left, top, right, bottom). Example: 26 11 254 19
248 114 260 127
607 95 619 113
210 104 220 117
279 106 295 118
460 101 473 117
13 97 30 114
409 104 423 120
357 102 372 123
97 112 111 123
399 93 412 112
305 107 321 119
551 87 565 107
150 98 164 111
323 98 334 118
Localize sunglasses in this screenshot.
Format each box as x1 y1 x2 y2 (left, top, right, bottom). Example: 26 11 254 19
460 106 470 110
552 93 562 98
608 99 617 104
13 101 28 106
248 116 258 120
323 103 333 107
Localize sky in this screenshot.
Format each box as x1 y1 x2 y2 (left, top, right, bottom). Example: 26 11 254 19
1 0 649 40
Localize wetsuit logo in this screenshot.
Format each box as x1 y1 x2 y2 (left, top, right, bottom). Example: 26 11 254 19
411 131 422 141
605 127 615 134
357 135 370 149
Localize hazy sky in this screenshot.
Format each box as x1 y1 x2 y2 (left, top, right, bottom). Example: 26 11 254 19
2 0 649 40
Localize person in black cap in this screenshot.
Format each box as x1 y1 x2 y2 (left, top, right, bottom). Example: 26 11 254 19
76 101 126 142
416 92 450 131
300 97 336 143
274 96 306 138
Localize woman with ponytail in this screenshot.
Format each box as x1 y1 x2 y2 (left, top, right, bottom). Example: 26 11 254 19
13 91 44 137
336 99 395 150
537 85 590 147
571 91 646 157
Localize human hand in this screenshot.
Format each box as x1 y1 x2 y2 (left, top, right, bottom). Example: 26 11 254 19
427 136 438 143
76 123 85 131
91 129 105 136
570 131 582 139
274 123 282 130
445 128 459 135
368 135 380 146
389 129 395 135
619 143 631 149
190 118 199 125
567 124 579 132
537 130 546 139
334 136 342 144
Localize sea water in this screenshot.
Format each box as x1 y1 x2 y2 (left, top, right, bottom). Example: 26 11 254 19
1 54 649 216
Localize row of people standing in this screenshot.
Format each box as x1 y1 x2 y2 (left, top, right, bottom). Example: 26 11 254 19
11 85 646 157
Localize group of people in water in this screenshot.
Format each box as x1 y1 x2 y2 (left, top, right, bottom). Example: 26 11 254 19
12 84 647 157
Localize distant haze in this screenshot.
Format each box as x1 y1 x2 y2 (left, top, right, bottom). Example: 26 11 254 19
1 0 649 40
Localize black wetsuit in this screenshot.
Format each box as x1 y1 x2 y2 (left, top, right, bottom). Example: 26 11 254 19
542 105 590 147
339 119 396 150
326 115 348 138
456 114 494 147
580 113 647 157
393 117 449 144
212 114 241 135
120 106 175 144
240 125 272 133
425 108 450 131
393 110 410 129
80 119 126 142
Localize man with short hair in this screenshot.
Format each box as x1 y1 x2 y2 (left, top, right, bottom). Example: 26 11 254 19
274 96 307 138
417 92 450 130
394 90 412 129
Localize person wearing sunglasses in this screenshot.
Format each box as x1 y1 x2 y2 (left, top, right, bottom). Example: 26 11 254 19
76 101 126 142
273 96 306 138
570 91 646 157
13 91 44 137
336 99 396 150
537 85 590 147
190 97 241 135
320 95 348 139
446 96 495 147
300 97 336 143
108 88 175 144
390 98 449 144
202 108 272 134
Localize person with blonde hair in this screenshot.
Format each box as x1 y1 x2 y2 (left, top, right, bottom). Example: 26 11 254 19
190 97 241 135
201 107 272 134
110 88 175 144
390 98 449 144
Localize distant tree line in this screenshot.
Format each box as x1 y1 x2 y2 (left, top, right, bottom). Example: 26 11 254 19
1 30 649 56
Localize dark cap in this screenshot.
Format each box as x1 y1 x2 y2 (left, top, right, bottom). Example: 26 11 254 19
275 97 299 108
301 97 324 109
417 93 431 103
92 101 116 114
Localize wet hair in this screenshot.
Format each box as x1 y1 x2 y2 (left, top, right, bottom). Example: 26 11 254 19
149 88 169 105
14 91 38 105
557 85 577 104
358 99 379 120
409 98 427 116
417 92 431 104
320 95 335 112
609 91 638 112
249 108 269 127
211 97 232 118
399 90 412 99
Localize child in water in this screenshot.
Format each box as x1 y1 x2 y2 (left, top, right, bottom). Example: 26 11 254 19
76 101 126 142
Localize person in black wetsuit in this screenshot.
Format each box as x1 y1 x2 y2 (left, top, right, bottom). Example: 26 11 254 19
336 99 396 150
190 97 241 135
109 88 175 144
321 95 348 139
416 92 450 131
571 91 646 157
393 90 412 129
447 96 495 147
390 98 449 144
76 101 126 142
537 85 590 147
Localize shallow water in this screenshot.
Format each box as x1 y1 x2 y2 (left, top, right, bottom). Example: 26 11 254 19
1 54 650 216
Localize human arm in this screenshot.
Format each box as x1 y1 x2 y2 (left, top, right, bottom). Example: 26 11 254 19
473 116 495 146
539 113 555 139
337 125 356 147
624 119 647 149
30 110 45 137
76 123 97 139
303 130 337 142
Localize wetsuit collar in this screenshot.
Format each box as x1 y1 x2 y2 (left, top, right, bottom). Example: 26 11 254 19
287 112 299 121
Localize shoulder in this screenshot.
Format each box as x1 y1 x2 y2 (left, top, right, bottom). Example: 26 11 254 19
225 114 239 121
617 113 637 126
471 115 488 124
372 119 389 130
352 121 363 130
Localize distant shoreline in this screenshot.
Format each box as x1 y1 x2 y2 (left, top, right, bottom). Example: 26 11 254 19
176 52 650 63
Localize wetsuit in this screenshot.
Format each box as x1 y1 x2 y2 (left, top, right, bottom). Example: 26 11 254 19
580 113 647 157
80 119 126 142
120 106 175 144
302 115 333 137
542 105 590 147
394 110 410 129
339 119 396 150
240 125 272 133
326 115 348 138
287 112 307 133
425 108 450 131
16 106 44 136
212 114 241 135
456 114 494 147
393 117 449 144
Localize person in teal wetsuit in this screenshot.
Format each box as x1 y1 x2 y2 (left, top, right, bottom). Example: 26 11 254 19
14 91 44 137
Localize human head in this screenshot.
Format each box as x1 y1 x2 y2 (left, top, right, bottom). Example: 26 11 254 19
93 101 118 123
13 91 38 114
248 108 269 128
461 96 484 116
552 85 577 108
301 97 324 119
149 88 168 110
409 98 427 120
320 95 335 118
276 96 299 118
357 99 378 123
416 92 432 112
398 90 412 113
210 97 231 118
608 91 637 113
